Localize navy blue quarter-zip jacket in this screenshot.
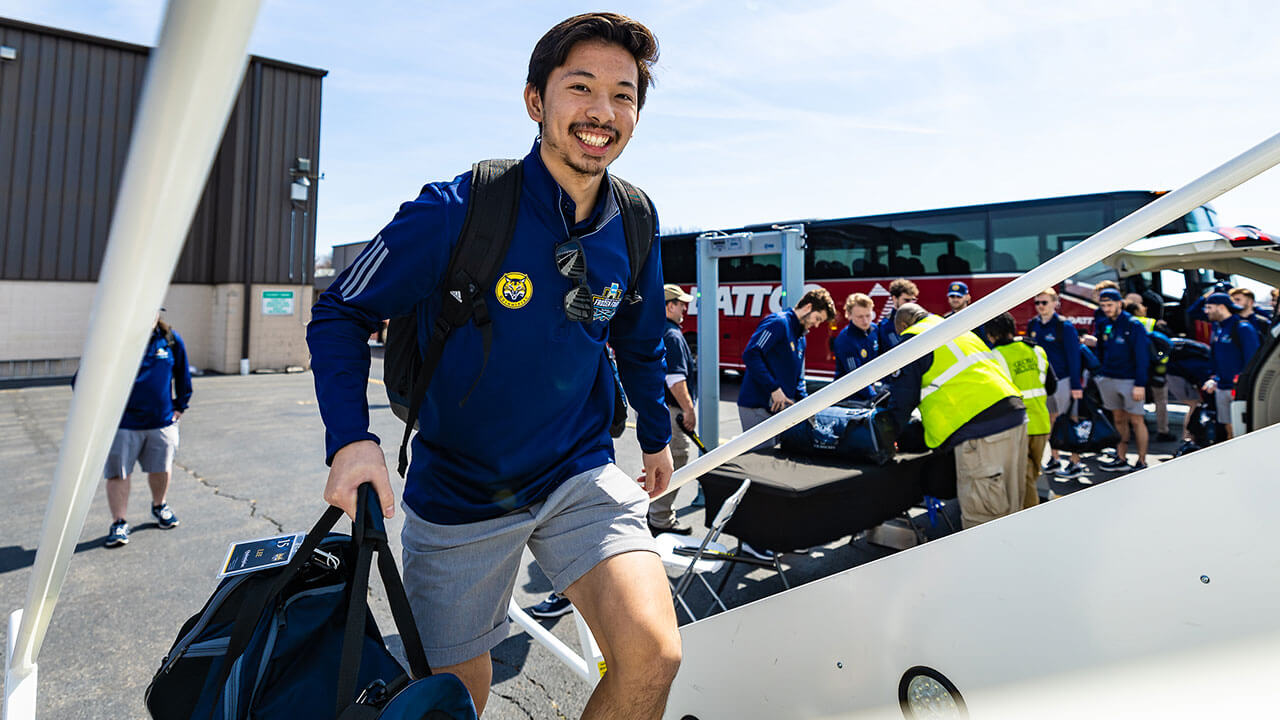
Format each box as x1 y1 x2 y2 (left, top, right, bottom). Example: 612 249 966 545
832 322 880 400
307 142 669 524
1209 314 1261 390
1026 313 1082 390
738 308 806 409
121 327 192 430
1095 311 1150 385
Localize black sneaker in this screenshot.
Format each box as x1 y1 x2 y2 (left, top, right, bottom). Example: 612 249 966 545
1056 462 1087 479
1042 458 1064 473
105 520 130 548
1098 456 1131 473
738 542 775 561
151 503 180 529
1130 461 1148 472
528 593 573 619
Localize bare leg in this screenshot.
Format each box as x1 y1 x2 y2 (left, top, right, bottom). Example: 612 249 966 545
147 471 171 506
1047 412 1060 463
106 476 130 521
1182 401 1198 440
1113 410 1130 460
563 551 681 720
434 653 492 716
1132 412 1149 463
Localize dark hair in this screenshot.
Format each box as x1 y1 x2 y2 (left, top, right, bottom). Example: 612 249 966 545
527 13 659 110
798 287 836 320
889 278 919 299
987 312 1016 339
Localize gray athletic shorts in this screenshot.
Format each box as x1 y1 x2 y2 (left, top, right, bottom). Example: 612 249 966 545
1047 382 1073 416
400 463 656 667
103 424 179 479
1166 375 1200 405
1096 376 1144 415
1214 388 1233 420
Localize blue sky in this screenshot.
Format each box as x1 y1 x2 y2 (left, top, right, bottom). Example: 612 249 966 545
11 1 1280 260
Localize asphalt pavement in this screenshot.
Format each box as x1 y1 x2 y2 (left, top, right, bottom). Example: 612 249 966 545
0 361 1186 718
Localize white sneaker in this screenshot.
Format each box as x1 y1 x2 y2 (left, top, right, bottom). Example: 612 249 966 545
738 542 775 561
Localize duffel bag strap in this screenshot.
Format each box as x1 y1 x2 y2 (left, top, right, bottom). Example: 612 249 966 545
376 547 431 678
335 485 433 715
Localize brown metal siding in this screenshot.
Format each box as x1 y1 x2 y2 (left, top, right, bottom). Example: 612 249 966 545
0 18 325 284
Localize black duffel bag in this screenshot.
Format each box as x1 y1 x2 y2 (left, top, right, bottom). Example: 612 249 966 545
779 404 897 464
1049 396 1120 453
145 485 476 720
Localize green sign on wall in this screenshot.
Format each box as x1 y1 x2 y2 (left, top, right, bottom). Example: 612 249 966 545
262 290 295 316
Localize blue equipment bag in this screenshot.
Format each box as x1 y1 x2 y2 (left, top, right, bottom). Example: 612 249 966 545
778 404 896 464
1049 395 1120 453
145 486 476 720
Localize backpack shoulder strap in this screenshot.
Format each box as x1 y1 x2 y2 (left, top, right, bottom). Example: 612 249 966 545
396 158 522 476
608 174 655 305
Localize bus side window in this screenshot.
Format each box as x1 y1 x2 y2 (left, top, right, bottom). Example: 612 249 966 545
992 202 1106 274
890 214 985 275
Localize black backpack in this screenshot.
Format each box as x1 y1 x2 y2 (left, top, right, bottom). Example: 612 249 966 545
383 159 656 476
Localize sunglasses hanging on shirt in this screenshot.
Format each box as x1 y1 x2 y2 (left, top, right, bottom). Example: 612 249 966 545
555 239 594 323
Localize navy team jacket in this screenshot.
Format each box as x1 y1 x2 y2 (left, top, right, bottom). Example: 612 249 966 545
832 323 880 401
738 308 807 409
307 141 669 524
120 327 192 430
1026 313 1083 390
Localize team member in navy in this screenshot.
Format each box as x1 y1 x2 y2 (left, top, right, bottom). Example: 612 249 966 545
876 278 919 351
1201 292 1261 440
737 287 836 436
101 311 192 547
647 283 697 535
832 292 881 401
307 14 680 718
1094 288 1151 472
1229 287 1272 337
1026 288 1085 478
1081 279 1120 350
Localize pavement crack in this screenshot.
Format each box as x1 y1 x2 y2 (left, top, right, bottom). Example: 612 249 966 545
177 461 285 533
491 656 570 720
486 687 535 720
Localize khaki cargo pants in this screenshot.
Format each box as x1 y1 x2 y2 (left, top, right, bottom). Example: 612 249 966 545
954 423 1029 529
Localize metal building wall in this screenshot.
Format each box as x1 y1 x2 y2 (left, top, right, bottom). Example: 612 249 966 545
0 18 325 285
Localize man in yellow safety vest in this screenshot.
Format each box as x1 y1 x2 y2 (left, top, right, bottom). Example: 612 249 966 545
986 312 1055 509
885 304 1029 528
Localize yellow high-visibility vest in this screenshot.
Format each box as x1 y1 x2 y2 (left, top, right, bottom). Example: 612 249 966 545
992 340 1051 435
900 315 1022 448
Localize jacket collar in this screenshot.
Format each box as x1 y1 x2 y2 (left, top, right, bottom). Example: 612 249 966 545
784 308 801 336
521 139 618 236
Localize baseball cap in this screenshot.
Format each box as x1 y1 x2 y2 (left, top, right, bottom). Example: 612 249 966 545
947 282 968 297
1098 289 1123 302
663 284 693 303
1204 292 1242 312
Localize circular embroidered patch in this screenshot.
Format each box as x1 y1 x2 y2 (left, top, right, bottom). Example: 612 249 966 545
496 272 532 309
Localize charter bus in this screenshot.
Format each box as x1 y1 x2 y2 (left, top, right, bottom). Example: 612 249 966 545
659 190 1220 377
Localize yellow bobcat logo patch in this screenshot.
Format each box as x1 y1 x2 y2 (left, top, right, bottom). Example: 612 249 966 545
496 272 532 309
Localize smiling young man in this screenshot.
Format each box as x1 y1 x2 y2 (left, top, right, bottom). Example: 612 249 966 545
307 14 680 718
